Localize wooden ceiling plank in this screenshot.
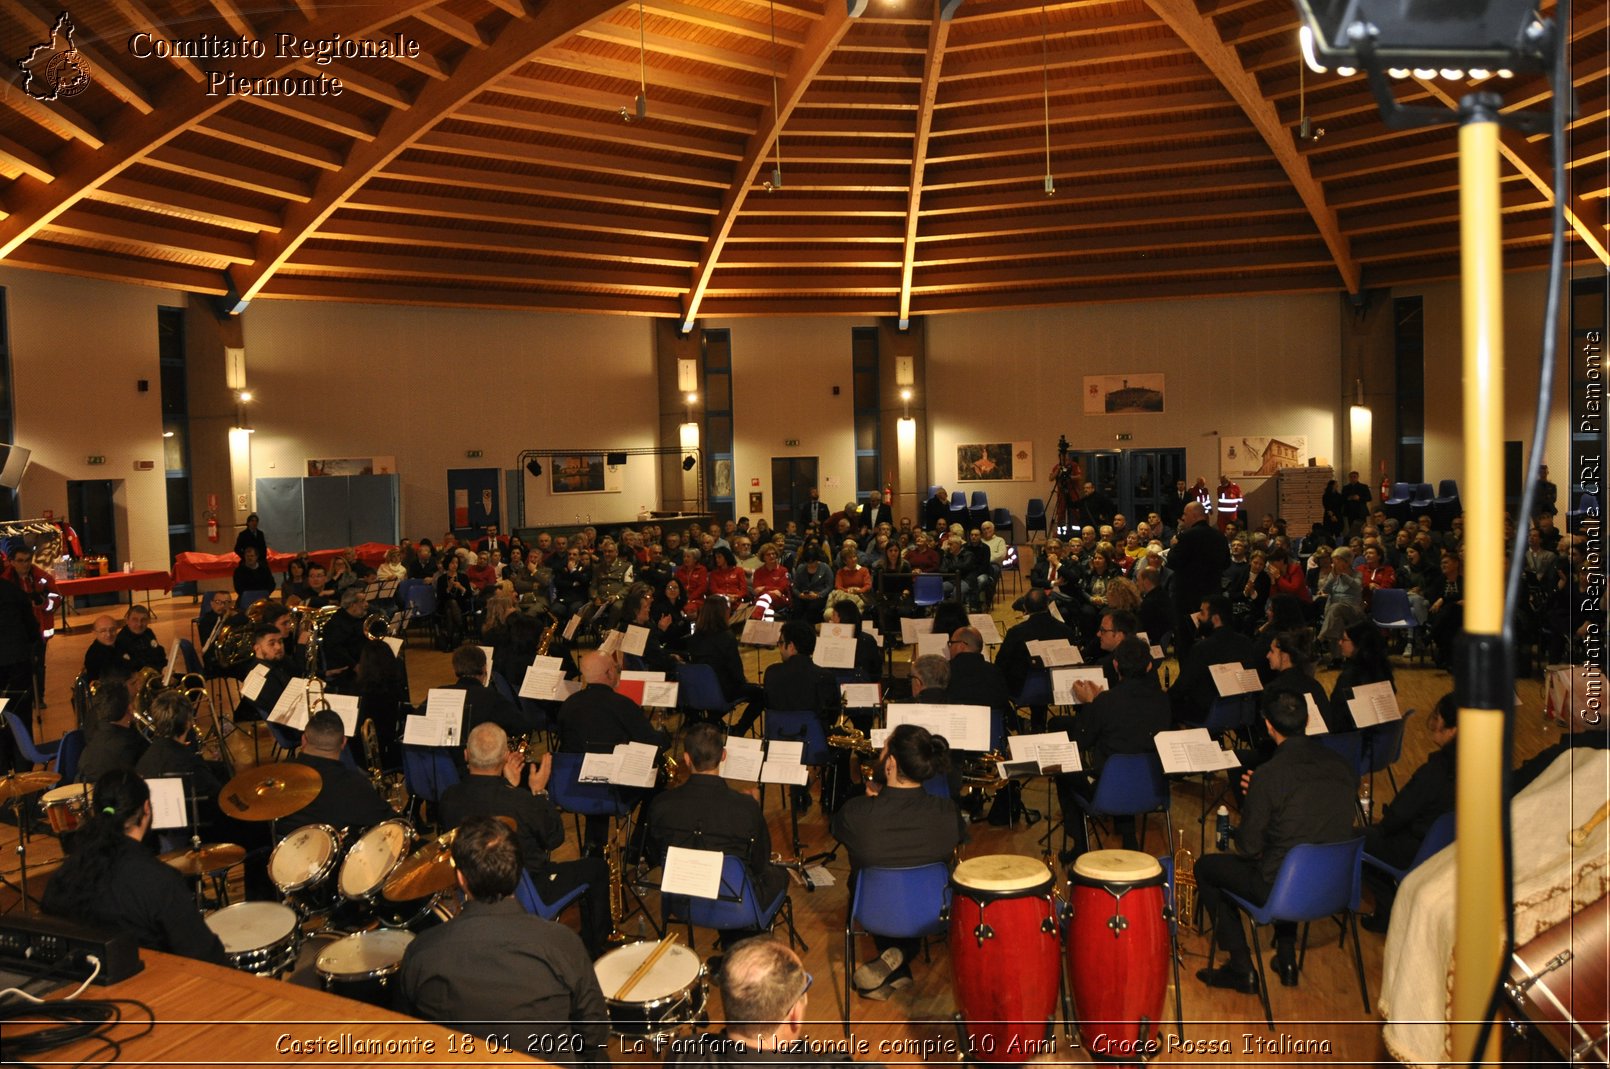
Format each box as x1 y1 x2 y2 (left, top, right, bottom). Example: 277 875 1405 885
382 156 720 214
900 7 952 324
681 4 855 327
3 241 228 293
451 100 743 160
938 63 1209 109
147 146 315 202
345 188 709 242
1143 0 1360 293
4 82 104 149
227 0 629 308
493 73 757 134
396 50 450 80
925 113 1253 165
1341 187 1547 235
258 276 680 316
943 34 1191 82
926 140 1270 190
197 116 346 171
46 209 256 263
106 0 206 82
286 247 687 292
416 6 491 47
920 191 1305 238
725 222 904 242
0 135 54 185
10 0 156 114
306 62 414 109
921 166 1292 215
578 22 779 77
645 0 807 47
1414 77 1609 267
417 129 732 187
243 95 380 142
535 46 761 104
208 0 256 38
917 219 1315 265
914 244 1336 292
910 270 1341 314
946 8 1159 53
0 1 440 260
930 87 1234 138
98 177 282 232
320 216 698 266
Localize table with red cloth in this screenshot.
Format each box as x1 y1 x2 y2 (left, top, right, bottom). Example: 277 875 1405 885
55 569 175 627
171 542 396 583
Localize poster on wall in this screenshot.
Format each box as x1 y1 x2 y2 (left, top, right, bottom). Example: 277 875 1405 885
1220 435 1309 479
550 454 623 495
1082 374 1165 415
955 442 1034 482
308 456 397 476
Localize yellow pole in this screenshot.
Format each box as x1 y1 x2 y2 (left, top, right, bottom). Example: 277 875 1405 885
1452 106 1507 1069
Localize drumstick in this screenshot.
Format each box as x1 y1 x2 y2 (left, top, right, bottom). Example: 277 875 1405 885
613 932 681 1002
1569 801 1610 846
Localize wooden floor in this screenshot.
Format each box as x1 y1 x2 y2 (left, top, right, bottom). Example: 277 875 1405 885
1 588 1570 1065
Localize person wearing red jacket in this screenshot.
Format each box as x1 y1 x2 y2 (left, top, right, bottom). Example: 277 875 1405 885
1 546 57 707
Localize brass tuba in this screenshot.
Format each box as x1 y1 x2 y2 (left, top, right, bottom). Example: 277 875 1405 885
130 666 209 741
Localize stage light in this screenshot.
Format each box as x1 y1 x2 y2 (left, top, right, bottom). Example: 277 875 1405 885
682 455 696 471
1291 0 1550 74
606 451 628 467
526 459 542 477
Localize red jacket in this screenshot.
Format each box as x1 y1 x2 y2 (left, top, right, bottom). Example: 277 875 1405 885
1 563 56 637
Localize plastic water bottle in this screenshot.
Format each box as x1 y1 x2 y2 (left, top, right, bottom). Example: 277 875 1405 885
1215 805 1231 851
1359 781 1373 823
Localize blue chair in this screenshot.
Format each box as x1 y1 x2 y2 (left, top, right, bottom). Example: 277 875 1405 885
1370 588 1423 661
1025 498 1047 539
1382 482 1414 525
1199 695 1257 744
1407 482 1435 523
968 491 989 530
402 745 460 828
516 868 589 921
1569 491 1600 531
843 863 951 1031
1364 811 1454 884
1220 837 1369 1029
665 853 801 952
921 773 951 799
678 662 736 725
763 710 830 768
910 573 944 614
1431 479 1461 529
1361 709 1412 805
177 638 205 675
1010 668 1053 717
264 719 302 758
991 507 1015 547
4 710 62 771
948 495 969 525
404 583 439 648
548 751 631 840
238 589 273 612
55 729 85 784
1073 752 1175 855
490 670 518 706
1315 730 1364 775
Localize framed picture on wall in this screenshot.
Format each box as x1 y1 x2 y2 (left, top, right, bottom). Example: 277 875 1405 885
956 441 1033 482
1220 435 1309 479
1082 373 1165 414
550 454 622 494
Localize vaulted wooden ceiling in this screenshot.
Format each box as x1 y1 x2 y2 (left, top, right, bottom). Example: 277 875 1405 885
0 0 1604 321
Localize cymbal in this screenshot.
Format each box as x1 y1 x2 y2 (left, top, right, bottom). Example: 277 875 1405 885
218 762 320 821
161 842 247 876
0 771 61 804
381 816 518 901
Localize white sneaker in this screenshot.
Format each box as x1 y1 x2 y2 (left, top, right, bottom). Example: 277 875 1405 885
852 947 905 991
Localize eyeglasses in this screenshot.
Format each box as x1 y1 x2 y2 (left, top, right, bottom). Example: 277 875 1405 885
1096 627 1119 635
795 971 814 1004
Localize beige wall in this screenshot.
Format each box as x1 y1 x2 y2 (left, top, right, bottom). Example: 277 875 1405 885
925 292 1344 528
0 266 182 570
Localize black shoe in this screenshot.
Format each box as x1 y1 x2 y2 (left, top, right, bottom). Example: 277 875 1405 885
1271 955 1299 987
1196 964 1258 994
1360 911 1392 934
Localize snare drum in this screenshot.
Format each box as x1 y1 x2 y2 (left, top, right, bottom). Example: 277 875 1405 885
269 824 341 916
40 783 92 835
316 929 415 1006
949 854 1062 1063
205 902 300 977
593 942 708 1038
339 819 413 903
1067 850 1169 1059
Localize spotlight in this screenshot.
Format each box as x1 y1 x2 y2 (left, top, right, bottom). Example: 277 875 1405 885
526 459 543 477
606 451 628 467
237 390 254 403
682 455 696 471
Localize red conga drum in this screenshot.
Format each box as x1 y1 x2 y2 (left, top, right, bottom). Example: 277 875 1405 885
1506 893 1610 1065
1067 849 1169 1060
949 854 1062 1062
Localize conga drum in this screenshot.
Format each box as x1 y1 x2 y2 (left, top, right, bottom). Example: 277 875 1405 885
1067 850 1169 1060
949 854 1062 1062
1506 893 1610 1065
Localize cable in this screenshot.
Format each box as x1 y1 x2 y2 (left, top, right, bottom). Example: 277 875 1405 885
0 953 102 1005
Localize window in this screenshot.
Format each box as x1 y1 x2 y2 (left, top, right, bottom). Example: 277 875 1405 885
701 329 734 522
852 327 881 499
1393 296 1425 484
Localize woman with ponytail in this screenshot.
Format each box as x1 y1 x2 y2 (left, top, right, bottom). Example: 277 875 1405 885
42 769 226 964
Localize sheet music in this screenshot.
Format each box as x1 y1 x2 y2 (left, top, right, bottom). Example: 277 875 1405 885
1210 663 1264 696
1048 601 1066 623
1035 741 1081 773
760 759 810 785
162 639 181 685
885 704 990 751
612 741 660 788
621 625 650 656
201 616 225 655
916 632 950 661
813 636 856 669
1348 680 1402 728
967 613 1003 645
145 776 189 830
661 846 724 899
477 645 497 678
562 614 581 642
621 670 667 682
1304 693 1329 735
381 636 403 657
821 622 855 639
1031 640 1082 666
719 736 764 781
740 619 782 646
641 681 679 708
240 663 270 702
841 683 880 708
323 693 360 736
598 629 623 656
578 751 617 783
1051 666 1108 705
767 740 804 765
860 621 884 647
267 677 310 730
424 688 466 748
869 727 890 750
1154 728 1243 774
532 654 564 672
402 715 447 746
520 664 565 701
1136 631 1163 659
899 617 931 644
1007 731 1072 762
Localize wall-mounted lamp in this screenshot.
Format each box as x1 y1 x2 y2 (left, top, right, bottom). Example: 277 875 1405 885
526 459 543 477
236 389 254 403
682 455 696 471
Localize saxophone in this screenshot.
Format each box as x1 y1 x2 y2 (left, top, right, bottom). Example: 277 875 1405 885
506 616 561 757
605 817 631 945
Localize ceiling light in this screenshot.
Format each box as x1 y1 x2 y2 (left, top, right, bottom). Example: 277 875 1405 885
162 431 175 438
526 459 543 477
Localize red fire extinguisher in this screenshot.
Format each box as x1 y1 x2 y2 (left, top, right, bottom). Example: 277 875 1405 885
206 513 219 543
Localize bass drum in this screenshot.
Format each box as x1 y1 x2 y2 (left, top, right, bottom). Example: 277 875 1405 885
1506 892 1610 1065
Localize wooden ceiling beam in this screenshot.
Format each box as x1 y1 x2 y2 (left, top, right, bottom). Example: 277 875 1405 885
704 275 898 296
534 46 764 103
725 221 904 242
3 241 228 293
925 114 1254 165
785 116 917 137
946 8 1159 53
226 0 629 309
937 61 1210 108
304 63 414 109
681 4 854 328
921 165 1291 215
416 5 491 47
926 140 1270 190
243 95 380 142
450 100 743 161
1340 186 1547 235
196 118 346 172
4 84 103 149
1143 0 1360 293
493 73 757 134
146 147 315 203
1310 137 1459 182
417 129 732 187
285 247 688 293
899 7 952 325
1355 219 1558 263
921 189 1304 237
577 22 780 77
0 135 53 185
97 177 282 232
913 244 1336 292
44 208 256 264
346 187 708 241
910 270 1342 315
930 87 1235 138
736 194 906 217
916 219 1315 266
780 143 911 165
1218 8 1300 48
712 247 902 268
10 0 156 114
207 0 256 38
320 216 699 266
943 33 1190 82
260 276 681 315
381 156 721 214
105 0 205 82
645 0 807 47
1414 77 1609 266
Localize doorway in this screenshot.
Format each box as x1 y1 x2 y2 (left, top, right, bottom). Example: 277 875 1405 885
770 457 819 532
67 479 120 606
1069 449 1187 528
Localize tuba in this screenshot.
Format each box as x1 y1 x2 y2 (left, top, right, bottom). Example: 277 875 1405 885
130 667 209 741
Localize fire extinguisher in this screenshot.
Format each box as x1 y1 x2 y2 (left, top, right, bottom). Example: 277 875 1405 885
206 512 219 543
1379 461 1391 503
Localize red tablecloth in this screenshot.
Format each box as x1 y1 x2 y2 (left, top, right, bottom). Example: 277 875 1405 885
171 542 396 583
56 569 174 597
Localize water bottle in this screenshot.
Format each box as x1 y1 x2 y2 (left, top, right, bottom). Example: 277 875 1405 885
1359 781 1373 823
1215 805 1231 851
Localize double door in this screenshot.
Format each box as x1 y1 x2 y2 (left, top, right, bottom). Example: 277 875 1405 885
1069 448 1186 527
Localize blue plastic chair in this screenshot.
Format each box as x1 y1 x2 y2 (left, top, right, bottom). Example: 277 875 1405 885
1370 588 1423 661
911 573 944 614
56 729 85 784
1010 668 1053 716
5 710 62 770
1431 479 1461 529
548 751 631 840
1407 483 1435 522
264 719 302 758
1024 498 1047 539
1074 752 1175 855
402 745 460 828
921 773 951 799
1220 837 1369 1029
948 495 969 523
677 662 736 725
1315 730 1364 775
1200 694 1257 743
1382 482 1414 525
991 507 1015 548
665 853 800 951
177 638 205 675
1364 811 1454 883
844 863 951 1030
516 868 589 921
968 492 989 530
404 583 439 647
1361 709 1413 804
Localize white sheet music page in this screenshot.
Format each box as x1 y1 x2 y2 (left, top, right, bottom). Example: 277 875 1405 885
381 636 403 657
916 632 950 661
821 622 855 639
611 741 660 788
563 614 582 642
620 670 667 682
402 715 445 746
1034 641 1082 666
1210 663 1263 696
1048 601 1066 624
425 688 467 748
967 614 1003 645
884 704 990 751
578 751 617 783
144 776 188 830
641 681 679 708
1051 666 1107 705
662 846 725 899
323 693 360 735
597 630 623 656
163 640 181 684
1348 680 1402 728
621 626 650 656
520 664 564 701
268 677 310 730
841 683 881 708
740 619 782 646
240 663 270 701
760 759 810 785
1304 694 1329 735
1154 728 1241 774
860 621 884 647
812 636 856 669
899 617 930 645
719 737 764 781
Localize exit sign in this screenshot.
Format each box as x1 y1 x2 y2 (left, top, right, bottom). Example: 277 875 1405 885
466 450 483 458
86 455 106 465
784 439 800 447
1115 433 1133 442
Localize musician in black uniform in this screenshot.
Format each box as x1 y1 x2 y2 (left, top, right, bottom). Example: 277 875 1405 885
280 709 392 833
396 817 609 1059
81 615 133 682
1168 594 1258 726
114 604 166 672
440 723 611 959
443 643 531 739
134 690 225 811
318 585 370 679
762 621 839 724
832 724 965 1001
558 651 671 851
649 722 787 946
42 769 227 964
995 589 1076 729
75 682 148 783
234 624 293 722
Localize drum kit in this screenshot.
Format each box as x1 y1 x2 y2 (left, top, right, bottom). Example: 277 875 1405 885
0 770 64 907
947 850 1179 1064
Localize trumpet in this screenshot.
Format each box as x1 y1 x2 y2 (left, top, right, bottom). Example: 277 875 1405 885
1172 828 1199 932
